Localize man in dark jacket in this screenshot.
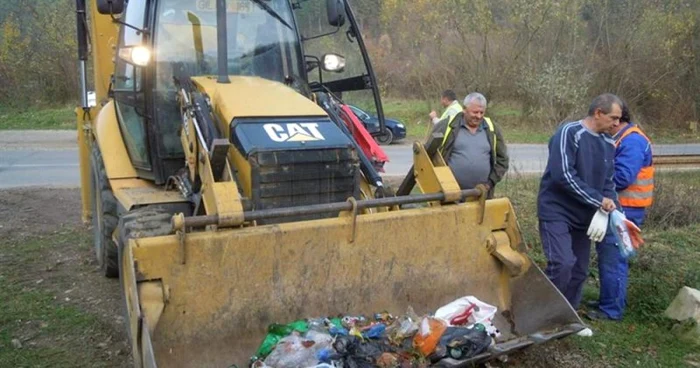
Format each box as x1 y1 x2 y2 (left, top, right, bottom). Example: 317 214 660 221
537 93 621 311
430 92 509 198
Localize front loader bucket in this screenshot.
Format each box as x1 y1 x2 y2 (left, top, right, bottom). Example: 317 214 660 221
121 197 584 368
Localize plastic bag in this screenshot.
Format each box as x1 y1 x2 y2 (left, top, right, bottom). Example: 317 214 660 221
610 210 639 259
413 317 447 356
263 331 332 368
429 326 492 362
434 296 498 327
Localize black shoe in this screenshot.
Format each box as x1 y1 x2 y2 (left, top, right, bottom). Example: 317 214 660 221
584 309 615 321
585 300 600 309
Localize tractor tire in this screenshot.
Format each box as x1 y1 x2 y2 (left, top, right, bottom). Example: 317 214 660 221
117 206 174 362
90 144 119 278
118 206 174 244
376 129 394 146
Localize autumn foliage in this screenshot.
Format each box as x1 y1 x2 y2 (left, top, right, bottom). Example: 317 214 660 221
1 0 699 128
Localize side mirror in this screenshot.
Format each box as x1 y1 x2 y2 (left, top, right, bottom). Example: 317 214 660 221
322 54 345 73
97 0 125 15
326 0 346 27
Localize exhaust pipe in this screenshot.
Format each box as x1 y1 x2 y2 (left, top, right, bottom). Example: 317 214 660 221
216 0 230 84
76 0 89 108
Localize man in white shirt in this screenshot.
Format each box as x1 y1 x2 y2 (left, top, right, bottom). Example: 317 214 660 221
429 90 462 125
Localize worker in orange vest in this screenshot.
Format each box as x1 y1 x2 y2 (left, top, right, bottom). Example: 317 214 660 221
587 102 654 320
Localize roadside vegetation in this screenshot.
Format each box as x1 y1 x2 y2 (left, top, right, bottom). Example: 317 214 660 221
498 171 700 367
0 105 75 130
2 1 700 144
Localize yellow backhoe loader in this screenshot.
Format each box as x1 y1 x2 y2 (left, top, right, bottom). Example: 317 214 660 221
75 0 585 367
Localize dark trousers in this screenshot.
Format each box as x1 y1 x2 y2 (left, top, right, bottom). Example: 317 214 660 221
540 221 591 309
595 207 645 319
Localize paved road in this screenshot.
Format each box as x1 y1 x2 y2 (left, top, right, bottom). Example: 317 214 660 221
1 131 699 188
0 149 79 188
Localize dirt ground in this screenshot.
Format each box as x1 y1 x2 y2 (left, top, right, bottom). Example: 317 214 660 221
0 187 602 368
0 188 131 367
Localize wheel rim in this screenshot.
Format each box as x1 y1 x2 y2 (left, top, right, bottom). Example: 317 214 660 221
377 130 393 144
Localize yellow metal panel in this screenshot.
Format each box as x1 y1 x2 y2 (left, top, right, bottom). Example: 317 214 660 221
199 152 244 226
230 148 252 198
139 282 165 336
94 101 138 179
192 76 327 121
412 142 461 202
122 240 143 367
111 178 187 211
88 1 120 106
77 108 94 223
124 198 580 367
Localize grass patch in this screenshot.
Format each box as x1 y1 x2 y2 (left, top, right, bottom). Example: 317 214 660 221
0 105 75 130
646 127 700 145
574 224 700 367
0 277 110 367
0 230 113 367
496 171 700 366
646 171 700 229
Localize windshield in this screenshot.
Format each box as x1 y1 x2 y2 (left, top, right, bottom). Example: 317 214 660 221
294 0 380 117
154 0 303 89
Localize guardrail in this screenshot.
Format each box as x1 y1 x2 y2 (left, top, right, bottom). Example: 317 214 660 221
653 154 700 168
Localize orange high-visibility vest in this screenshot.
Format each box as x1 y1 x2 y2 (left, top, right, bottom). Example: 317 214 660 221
615 125 655 207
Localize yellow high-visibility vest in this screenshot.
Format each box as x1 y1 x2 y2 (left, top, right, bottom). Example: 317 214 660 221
441 115 497 155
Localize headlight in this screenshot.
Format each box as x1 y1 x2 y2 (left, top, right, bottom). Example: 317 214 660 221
118 46 151 67
322 53 346 73
396 123 405 129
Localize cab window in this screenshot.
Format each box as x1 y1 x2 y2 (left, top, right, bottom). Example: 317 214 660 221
113 0 151 169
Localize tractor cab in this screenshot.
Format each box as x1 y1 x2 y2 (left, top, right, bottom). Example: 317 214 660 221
104 0 385 185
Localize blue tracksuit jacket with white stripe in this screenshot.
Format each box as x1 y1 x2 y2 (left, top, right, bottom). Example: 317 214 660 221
537 120 617 229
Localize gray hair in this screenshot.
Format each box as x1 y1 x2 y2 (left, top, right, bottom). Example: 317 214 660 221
463 93 487 108
587 93 623 116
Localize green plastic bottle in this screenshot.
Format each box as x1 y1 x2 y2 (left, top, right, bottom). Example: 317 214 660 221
254 320 310 358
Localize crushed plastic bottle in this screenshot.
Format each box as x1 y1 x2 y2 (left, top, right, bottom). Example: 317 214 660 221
385 306 419 344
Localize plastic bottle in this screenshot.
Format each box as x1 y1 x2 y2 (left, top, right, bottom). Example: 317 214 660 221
254 320 310 358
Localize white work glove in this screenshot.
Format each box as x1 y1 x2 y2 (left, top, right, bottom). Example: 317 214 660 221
587 209 609 242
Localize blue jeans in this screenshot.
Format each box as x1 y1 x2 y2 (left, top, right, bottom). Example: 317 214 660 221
595 207 645 319
540 221 591 309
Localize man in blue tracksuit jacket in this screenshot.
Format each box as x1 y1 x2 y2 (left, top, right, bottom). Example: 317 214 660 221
537 93 622 310
589 103 654 320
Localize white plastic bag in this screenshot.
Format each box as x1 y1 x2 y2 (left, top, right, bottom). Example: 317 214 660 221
263 331 332 368
610 210 636 259
434 296 498 327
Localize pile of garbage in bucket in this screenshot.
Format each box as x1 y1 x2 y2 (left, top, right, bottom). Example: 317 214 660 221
250 296 501 368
